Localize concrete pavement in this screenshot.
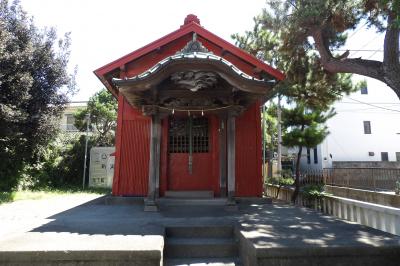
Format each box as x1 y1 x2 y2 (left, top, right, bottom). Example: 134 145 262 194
0 195 399 265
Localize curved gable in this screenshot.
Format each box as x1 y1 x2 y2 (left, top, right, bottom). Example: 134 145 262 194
94 14 284 97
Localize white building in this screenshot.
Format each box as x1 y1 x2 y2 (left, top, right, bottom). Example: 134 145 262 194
299 77 400 171
60 102 87 132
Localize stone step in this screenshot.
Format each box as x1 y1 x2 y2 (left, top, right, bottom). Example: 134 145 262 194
165 191 214 198
166 226 234 239
165 237 238 258
158 198 227 206
164 257 241 266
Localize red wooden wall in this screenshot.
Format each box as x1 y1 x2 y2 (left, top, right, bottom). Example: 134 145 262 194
112 97 151 196
112 101 263 197
235 102 263 197
111 31 263 197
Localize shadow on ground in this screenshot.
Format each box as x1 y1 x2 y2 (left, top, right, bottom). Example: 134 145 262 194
25 196 400 249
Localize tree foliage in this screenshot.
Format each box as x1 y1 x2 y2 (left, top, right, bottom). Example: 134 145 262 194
0 0 75 191
232 7 356 110
282 104 335 202
282 105 334 149
20 133 94 189
262 103 278 152
233 4 362 202
74 88 117 146
261 0 400 99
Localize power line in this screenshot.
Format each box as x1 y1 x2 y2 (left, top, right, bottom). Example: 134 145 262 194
335 49 383 52
312 48 383 52
346 21 368 41
339 101 400 105
337 107 400 112
338 110 400 114
366 50 380 59
350 33 382 57
330 90 400 113
343 97 400 113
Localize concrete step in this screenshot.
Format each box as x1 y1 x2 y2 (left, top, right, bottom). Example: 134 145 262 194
165 237 238 258
166 226 234 238
159 198 227 206
164 257 241 266
165 191 214 198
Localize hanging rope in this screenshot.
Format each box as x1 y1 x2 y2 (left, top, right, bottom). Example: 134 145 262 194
157 105 233 114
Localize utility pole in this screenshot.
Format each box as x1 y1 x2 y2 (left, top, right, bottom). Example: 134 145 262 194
262 105 266 180
277 95 282 173
82 114 90 190
268 102 273 179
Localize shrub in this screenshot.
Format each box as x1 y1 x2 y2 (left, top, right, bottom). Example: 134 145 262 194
395 181 400 195
301 184 325 200
268 170 294 186
19 133 95 190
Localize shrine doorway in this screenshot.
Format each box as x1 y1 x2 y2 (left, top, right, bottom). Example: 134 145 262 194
167 115 219 193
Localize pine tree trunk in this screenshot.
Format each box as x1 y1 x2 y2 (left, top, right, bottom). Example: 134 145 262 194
291 146 302 203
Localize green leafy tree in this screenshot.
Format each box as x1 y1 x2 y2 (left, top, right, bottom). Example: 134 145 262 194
262 103 278 157
74 89 117 146
232 10 355 110
282 105 335 202
233 6 361 203
20 133 94 190
0 0 75 191
259 0 400 99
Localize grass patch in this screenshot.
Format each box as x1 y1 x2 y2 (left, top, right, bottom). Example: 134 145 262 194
0 192 15 204
0 187 111 205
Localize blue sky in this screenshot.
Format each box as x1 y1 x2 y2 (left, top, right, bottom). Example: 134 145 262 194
19 0 384 102
19 0 268 101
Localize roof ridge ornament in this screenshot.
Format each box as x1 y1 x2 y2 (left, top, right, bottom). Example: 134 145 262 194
178 32 213 54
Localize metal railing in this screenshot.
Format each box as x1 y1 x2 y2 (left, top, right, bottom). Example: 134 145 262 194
295 168 400 191
324 167 400 192
298 170 325 186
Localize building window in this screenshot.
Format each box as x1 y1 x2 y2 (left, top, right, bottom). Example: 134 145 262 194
65 114 77 131
313 148 318 164
168 117 209 153
360 87 368 95
381 152 389 162
306 148 311 164
396 152 400 162
363 121 371 134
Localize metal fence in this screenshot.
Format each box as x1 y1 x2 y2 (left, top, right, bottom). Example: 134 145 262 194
298 170 325 186
324 168 400 191
297 168 400 191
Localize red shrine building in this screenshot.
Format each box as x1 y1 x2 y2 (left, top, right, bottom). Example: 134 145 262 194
94 15 284 210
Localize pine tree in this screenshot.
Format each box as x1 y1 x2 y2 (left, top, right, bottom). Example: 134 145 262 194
247 0 400 99
233 11 362 202
282 104 335 202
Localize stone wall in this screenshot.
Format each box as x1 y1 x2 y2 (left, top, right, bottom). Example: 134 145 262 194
325 185 400 208
266 184 400 236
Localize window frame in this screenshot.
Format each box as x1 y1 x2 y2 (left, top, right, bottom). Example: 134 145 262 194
395 152 400 162
65 114 78 131
168 116 209 154
363 121 371 134
313 147 318 164
381 152 389 162
360 87 368 95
